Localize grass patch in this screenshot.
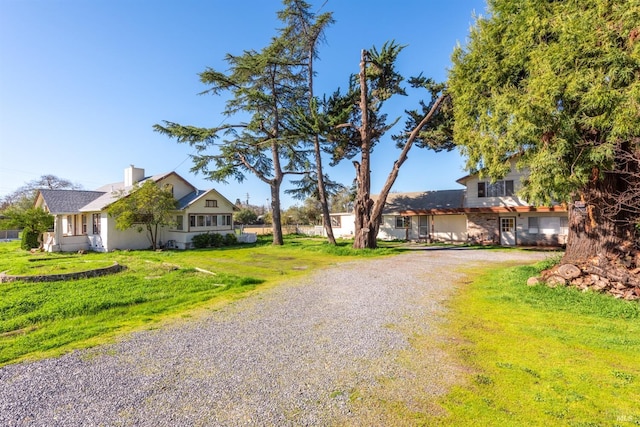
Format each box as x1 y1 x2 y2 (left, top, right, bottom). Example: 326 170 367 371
434 261 640 426
0 237 398 366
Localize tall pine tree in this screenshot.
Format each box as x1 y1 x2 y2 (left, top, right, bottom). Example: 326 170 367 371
154 1 317 245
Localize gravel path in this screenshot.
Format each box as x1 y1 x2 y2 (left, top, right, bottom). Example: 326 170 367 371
0 248 549 426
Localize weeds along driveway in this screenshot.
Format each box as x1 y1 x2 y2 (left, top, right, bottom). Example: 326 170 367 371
0 248 549 426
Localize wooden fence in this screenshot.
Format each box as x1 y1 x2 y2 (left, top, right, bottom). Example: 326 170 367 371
0 230 19 240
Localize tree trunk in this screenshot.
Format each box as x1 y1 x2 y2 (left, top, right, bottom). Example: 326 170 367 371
350 47 448 249
353 166 376 249
563 167 637 270
315 141 337 245
270 182 284 246
307 46 335 245
148 223 157 250
268 128 285 245
563 202 618 264
353 49 375 249
358 95 448 249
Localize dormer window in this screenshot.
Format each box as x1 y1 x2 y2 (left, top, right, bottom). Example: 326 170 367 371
205 199 218 207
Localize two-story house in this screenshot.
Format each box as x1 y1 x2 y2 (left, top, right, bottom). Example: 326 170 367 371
35 165 240 252
453 160 568 246
330 158 568 246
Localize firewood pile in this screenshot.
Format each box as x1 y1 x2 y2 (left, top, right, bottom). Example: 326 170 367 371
528 253 640 301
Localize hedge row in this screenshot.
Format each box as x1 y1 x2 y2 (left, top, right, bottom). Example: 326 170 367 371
192 232 238 249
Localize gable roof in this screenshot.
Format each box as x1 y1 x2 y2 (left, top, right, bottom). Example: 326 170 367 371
456 155 521 185
176 190 208 210
176 188 241 211
377 190 466 214
79 191 121 212
37 190 105 214
94 171 182 193
35 169 237 215
84 171 196 212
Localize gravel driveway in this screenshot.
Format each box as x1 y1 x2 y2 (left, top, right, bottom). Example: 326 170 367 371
0 248 549 426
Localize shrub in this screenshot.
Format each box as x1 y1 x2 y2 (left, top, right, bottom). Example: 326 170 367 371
192 233 211 249
192 232 235 248
210 233 224 248
223 232 237 246
21 230 40 250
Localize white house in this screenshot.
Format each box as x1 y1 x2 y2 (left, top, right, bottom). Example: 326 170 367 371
331 159 568 247
452 159 568 246
35 165 241 252
376 189 469 243
328 212 356 238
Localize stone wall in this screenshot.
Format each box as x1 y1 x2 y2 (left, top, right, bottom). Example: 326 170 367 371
518 232 563 246
466 213 499 244
0 262 124 283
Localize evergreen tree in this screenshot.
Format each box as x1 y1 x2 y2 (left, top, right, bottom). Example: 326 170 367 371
327 43 452 249
279 0 336 244
155 1 325 246
449 0 640 277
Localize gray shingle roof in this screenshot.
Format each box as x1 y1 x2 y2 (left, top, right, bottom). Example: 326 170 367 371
378 190 466 214
79 191 122 212
38 190 105 214
85 172 183 212
176 190 206 210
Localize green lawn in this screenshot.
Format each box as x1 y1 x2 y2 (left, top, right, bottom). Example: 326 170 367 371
3 239 638 426
0 236 396 366
434 259 640 426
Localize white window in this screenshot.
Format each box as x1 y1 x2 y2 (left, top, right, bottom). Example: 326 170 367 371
478 180 514 197
395 216 411 229
528 217 539 234
539 217 561 234
205 215 212 227
65 215 73 235
221 215 231 226
176 215 183 231
205 199 218 207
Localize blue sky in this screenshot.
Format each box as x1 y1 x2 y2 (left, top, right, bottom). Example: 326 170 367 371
0 0 486 209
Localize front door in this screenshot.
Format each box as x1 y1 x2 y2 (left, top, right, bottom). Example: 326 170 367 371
500 217 516 246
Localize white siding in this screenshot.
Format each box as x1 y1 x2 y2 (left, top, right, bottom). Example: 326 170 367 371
517 213 568 246
464 159 529 208
103 215 152 251
432 215 467 242
329 213 355 238
165 189 236 249
378 215 412 241
157 174 195 200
